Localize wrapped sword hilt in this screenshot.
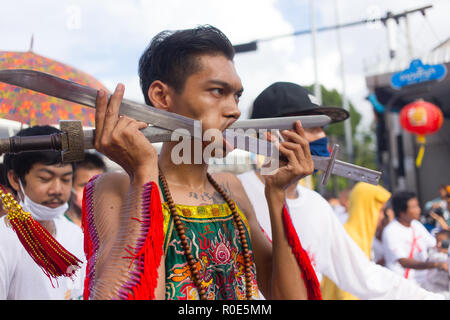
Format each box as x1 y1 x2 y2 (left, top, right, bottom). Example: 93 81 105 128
0 120 86 163
0 133 63 154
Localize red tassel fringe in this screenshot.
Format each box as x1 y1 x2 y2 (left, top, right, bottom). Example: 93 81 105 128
120 182 164 300
282 204 322 300
81 180 164 300
0 185 82 283
9 216 82 282
81 175 99 300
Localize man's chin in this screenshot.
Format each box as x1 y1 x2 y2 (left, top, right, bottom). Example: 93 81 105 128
212 147 233 159
201 135 235 158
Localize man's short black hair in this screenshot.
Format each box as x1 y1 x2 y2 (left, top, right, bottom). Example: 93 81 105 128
74 152 106 177
138 25 235 105
0 163 7 187
3 125 73 190
391 190 417 218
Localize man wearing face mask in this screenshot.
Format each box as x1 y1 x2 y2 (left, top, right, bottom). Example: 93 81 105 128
65 152 106 227
0 125 85 300
238 82 445 299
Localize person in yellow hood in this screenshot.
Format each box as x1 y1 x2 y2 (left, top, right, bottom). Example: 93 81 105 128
321 182 391 300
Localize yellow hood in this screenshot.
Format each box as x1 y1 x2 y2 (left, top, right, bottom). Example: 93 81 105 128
321 182 391 300
344 182 391 258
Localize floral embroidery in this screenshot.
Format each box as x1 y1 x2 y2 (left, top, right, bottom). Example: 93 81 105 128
162 202 259 300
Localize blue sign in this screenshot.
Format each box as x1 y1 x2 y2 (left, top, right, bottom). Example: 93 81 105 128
391 59 447 89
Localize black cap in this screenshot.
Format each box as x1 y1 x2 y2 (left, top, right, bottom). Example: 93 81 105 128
250 82 350 123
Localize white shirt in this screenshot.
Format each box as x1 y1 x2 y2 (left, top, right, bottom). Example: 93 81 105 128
372 237 385 264
237 170 445 300
0 215 86 300
333 205 348 225
382 219 436 285
422 248 449 298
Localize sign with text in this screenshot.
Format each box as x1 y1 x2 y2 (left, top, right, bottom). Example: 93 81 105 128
391 59 447 89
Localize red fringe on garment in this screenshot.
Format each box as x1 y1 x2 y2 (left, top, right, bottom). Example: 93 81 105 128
119 182 164 300
81 176 98 300
81 180 164 300
282 204 322 300
0 184 82 284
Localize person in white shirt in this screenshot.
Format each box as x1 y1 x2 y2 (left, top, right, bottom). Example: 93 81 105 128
238 82 445 300
0 125 85 300
382 190 448 286
422 230 450 298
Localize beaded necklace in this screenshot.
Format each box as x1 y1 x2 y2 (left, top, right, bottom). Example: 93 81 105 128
158 171 253 300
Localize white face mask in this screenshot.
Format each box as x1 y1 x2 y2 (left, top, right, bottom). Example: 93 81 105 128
19 181 68 221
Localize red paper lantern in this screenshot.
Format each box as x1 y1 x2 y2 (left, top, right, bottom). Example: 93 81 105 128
399 100 443 135
399 100 444 167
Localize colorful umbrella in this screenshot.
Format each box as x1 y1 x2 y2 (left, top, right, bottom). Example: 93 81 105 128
0 51 108 127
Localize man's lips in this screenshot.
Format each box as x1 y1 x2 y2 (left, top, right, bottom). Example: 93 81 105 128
42 201 64 208
198 118 239 153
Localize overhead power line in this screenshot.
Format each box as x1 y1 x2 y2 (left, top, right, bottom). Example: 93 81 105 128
233 4 433 53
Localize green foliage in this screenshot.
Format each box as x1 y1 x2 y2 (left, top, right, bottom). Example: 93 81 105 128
306 85 361 138
306 84 377 194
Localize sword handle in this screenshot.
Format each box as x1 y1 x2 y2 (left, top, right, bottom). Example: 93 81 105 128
0 134 63 154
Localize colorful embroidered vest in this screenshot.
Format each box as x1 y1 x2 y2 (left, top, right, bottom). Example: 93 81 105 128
162 202 259 300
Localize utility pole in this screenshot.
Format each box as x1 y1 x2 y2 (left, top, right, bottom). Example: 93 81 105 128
310 0 326 195
404 13 414 59
385 12 397 59
310 0 322 105
334 0 353 164
379 7 430 193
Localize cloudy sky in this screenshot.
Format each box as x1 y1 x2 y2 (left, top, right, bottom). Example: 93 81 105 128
1 0 449 131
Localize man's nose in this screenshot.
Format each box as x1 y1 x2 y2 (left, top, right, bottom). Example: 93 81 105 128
224 97 241 120
48 179 64 195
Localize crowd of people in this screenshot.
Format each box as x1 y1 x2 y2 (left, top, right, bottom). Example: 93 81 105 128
326 183 450 299
0 129 106 299
0 24 448 300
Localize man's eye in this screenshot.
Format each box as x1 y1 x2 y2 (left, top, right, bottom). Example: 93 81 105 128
211 88 224 95
39 177 51 182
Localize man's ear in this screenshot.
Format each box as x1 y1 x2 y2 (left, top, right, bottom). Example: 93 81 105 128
147 80 173 112
7 170 21 195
